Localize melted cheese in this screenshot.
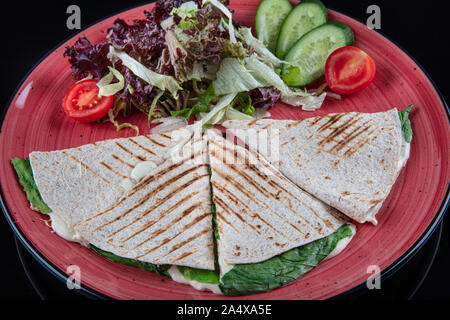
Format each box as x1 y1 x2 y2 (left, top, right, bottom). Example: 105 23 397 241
398 140 411 170
324 224 356 261
49 213 85 244
168 266 222 294
130 161 157 182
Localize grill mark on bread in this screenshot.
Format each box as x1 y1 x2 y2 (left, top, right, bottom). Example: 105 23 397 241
217 142 340 233
111 154 134 168
214 196 260 235
228 164 274 199
211 172 289 240
159 133 172 140
248 120 259 127
171 250 197 263
100 174 208 236
223 163 312 235
317 114 345 132
62 151 110 184
215 210 242 234
261 123 274 130
164 227 211 258
287 121 304 129
343 133 374 158
131 154 205 197
77 162 207 226
129 138 157 156
99 161 127 179
135 214 211 258
143 135 167 148
107 190 199 240
319 115 361 146
308 117 322 127
211 142 314 231
115 141 146 161
119 201 203 244
329 123 372 153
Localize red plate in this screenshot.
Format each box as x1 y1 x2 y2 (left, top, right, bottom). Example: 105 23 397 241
0 0 449 300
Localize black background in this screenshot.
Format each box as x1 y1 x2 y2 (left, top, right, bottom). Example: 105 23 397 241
0 0 448 300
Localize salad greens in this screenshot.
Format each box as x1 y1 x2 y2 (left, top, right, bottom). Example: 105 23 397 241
11 158 52 214
64 0 330 131
398 105 413 143
97 66 125 97
230 93 255 116
219 224 353 296
89 244 171 277
108 47 182 98
171 83 215 119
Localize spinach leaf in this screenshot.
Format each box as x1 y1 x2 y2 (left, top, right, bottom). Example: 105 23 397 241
171 84 216 120
11 158 52 214
209 173 220 241
89 244 171 277
231 93 255 116
219 224 353 296
398 105 413 143
177 266 220 284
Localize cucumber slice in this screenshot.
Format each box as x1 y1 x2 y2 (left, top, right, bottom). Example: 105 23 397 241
281 22 354 87
255 0 293 53
276 0 328 59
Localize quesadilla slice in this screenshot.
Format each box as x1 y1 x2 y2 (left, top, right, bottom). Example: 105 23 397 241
207 130 355 295
73 133 215 270
27 126 194 238
223 108 412 225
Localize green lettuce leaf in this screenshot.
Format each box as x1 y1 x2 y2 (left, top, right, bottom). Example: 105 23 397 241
219 224 353 296
244 56 327 110
225 108 254 121
108 47 181 98
237 27 286 68
11 158 52 214
212 56 326 111
171 84 215 120
204 0 236 43
177 266 220 284
200 93 237 126
398 105 413 143
171 1 199 19
97 66 125 97
231 93 255 116
89 244 171 277
212 58 262 95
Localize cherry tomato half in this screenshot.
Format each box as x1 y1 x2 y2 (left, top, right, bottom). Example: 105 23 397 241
62 79 113 122
325 46 376 95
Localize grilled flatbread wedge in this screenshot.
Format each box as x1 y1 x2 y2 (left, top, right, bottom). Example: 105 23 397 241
29 126 194 232
223 109 411 224
73 133 215 270
207 130 348 266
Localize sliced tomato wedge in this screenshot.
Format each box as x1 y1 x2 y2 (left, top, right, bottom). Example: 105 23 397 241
325 46 376 95
62 79 114 122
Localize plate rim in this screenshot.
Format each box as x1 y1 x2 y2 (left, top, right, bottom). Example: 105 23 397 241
0 1 449 300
